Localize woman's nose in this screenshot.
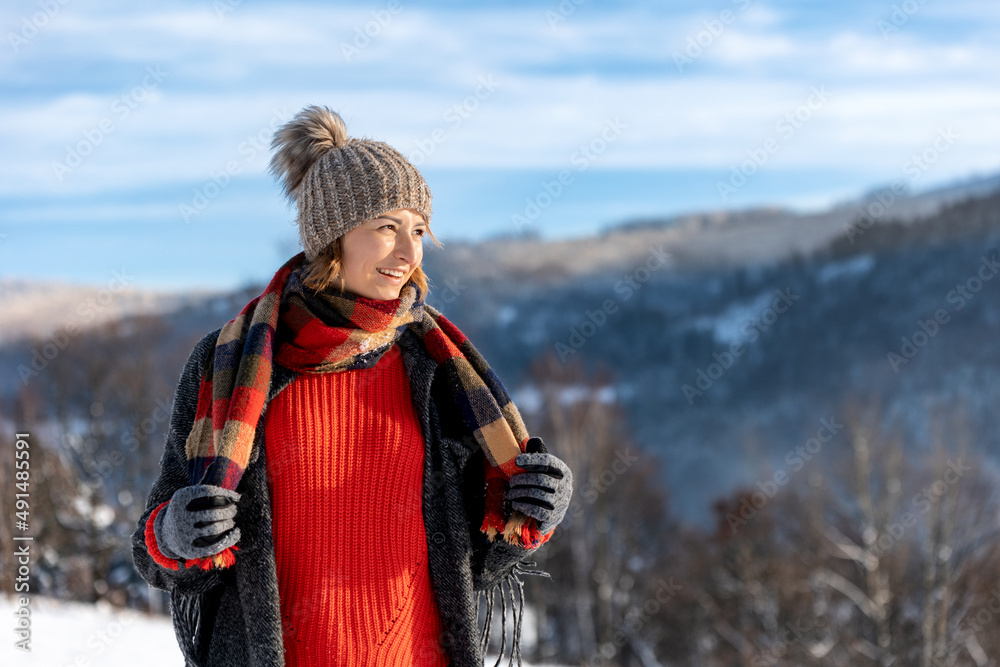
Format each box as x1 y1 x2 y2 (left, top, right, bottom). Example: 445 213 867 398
395 232 420 261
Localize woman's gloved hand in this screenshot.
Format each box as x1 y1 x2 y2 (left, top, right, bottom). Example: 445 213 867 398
153 484 242 560
509 437 573 535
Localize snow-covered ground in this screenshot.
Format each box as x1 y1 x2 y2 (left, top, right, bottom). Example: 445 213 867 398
1 593 568 666
2 593 183 666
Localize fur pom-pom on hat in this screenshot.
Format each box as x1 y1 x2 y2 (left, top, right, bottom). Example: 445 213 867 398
267 104 433 261
268 105 350 203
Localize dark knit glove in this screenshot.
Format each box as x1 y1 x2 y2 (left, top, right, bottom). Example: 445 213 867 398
510 437 573 535
154 484 242 561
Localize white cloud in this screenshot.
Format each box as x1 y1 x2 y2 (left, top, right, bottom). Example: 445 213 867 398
742 5 784 28
824 31 983 75
0 1 997 199
711 31 798 63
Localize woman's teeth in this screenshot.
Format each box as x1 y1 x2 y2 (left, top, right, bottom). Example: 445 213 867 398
378 269 404 278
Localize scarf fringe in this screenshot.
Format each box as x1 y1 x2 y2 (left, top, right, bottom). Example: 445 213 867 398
482 477 508 540
483 446 553 550
184 544 240 571
171 588 205 667
482 508 552 550
501 514 530 546
479 558 553 667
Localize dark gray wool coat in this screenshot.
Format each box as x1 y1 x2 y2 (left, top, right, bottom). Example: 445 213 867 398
131 325 550 667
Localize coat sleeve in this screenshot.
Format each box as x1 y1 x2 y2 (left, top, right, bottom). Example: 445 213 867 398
130 327 226 596
459 443 545 592
414 338 554 592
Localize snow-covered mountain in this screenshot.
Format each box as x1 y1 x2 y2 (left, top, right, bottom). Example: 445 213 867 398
3 170 1000 526
4 169 998 346
0 278 225 346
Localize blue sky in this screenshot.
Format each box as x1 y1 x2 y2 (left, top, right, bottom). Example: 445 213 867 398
1 0 998 290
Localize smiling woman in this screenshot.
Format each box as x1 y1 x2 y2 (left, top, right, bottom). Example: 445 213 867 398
300 208 443 299
339 209 430 299
131 104 574 667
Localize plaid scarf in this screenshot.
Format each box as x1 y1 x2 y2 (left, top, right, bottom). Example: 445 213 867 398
183 251 545 570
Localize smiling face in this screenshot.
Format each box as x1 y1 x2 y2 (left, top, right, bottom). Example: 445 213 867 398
338 208 427 301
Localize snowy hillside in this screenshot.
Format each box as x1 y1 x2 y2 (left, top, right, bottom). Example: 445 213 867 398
432 170 1000 286
0 278 225 346
4 170 998 348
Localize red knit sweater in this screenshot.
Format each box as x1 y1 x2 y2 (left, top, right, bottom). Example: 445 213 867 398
262 343 450 666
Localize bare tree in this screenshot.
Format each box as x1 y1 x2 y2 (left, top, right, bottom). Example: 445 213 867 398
520 349 676 666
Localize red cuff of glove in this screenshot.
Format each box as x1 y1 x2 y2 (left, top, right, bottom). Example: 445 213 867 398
144 501 186 570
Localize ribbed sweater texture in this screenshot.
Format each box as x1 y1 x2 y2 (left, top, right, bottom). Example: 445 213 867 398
262 343 450 666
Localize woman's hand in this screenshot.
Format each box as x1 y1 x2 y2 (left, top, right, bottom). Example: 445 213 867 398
509 437 573 535
154 484 242 560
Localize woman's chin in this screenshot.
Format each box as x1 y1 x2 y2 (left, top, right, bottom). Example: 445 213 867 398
365 287 401 301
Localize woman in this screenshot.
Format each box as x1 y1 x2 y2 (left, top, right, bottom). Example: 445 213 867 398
130 105 573 667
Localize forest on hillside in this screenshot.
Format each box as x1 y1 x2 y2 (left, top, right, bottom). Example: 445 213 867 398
3 333 1000 665
2 188 1000 665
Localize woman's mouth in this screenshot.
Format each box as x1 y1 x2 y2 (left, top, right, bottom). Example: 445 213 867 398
377 268 405 285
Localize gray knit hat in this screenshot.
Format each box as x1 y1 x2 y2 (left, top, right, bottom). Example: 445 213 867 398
268 105 433 261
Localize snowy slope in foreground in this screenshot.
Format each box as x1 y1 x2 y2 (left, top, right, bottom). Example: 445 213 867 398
1 594 568 666
2 593 183 666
